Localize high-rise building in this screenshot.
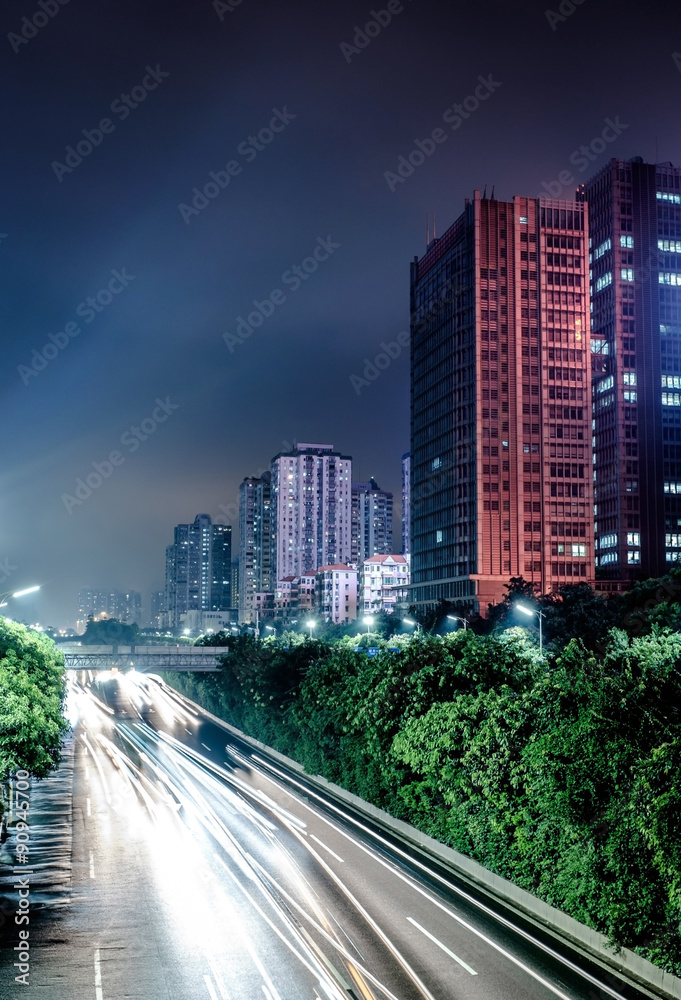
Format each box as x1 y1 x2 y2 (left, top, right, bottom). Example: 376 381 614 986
230 558 239 610
76 588 142 632
579 157 681 583
150 590 165 629
401 452 411 554
238 474 271 623
270 443 352 581
410 190 594 613
165 514 232 628
351 478 393 562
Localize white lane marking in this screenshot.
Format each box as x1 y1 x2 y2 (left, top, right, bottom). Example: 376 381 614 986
250 758 597 1000
201 743 212 751
89 852 95 878
94 948 103 1000
407 917 477 975
208 959 231 999
86 797 91 816
309 834 344 863
204 975 219 1000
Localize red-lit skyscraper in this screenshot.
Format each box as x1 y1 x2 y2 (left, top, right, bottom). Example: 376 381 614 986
410 191 594 614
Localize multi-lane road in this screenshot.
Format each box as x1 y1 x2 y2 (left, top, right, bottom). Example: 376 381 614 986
1 672 659 1000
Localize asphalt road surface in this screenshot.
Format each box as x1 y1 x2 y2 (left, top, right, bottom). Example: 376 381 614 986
0 673 659 1000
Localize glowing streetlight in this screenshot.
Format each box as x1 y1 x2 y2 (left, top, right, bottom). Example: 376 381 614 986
306 620 316 636
363 616 374 634
516 603 545 654
447 615 469 631
0 585 41 609
265 625 275 632
403 618 422 635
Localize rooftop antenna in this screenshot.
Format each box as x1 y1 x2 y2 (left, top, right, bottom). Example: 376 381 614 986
490 185 495 200
426 212 430 247
482 184 487 200
432 213 436 240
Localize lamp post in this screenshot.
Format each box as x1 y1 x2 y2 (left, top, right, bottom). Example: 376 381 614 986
516 603 545 654
403 618 422 636
446 615 469 631
0 585 41 610
363 616 374 634
265 625 275 634
306 619 316 638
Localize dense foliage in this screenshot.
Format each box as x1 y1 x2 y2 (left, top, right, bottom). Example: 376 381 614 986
80 616 140 645
162 578 681 975
0 618 68 779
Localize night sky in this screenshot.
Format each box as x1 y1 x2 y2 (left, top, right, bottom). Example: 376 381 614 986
2 0 679 626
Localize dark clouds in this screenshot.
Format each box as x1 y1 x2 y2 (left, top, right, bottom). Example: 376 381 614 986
1 0 679 625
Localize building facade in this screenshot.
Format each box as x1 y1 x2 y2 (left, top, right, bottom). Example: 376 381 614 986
238 474 271 623
316 564 358 624
165 514 232 628
351 478 393 562
270 443 353 581
76 588 142 632
580 157 681 582
359 554 410 614
410 190 594 613
401 452 411 554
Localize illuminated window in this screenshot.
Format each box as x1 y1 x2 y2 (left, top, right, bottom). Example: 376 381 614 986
594 238 611 259
436 530 443 543
623 390 637 402
627 550 640 564
623 371 636 385
599 534 617 549
620 235 634 248
432 457 441 470
627 532 640 546
657 191 681 204
662 392 681 407
595 272 612 292
658 239 681 253
621 268 634 282
664 482 681 494
597 375 614 394
571 543 586 557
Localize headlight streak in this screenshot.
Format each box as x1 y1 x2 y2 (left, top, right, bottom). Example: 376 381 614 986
80 732 112 804
250 757 624 1000
113 718 356 1000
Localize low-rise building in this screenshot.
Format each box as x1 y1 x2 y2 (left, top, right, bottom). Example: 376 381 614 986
359 554 410 614
316 565 358 624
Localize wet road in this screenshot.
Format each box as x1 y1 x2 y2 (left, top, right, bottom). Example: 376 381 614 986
0 673 656 1000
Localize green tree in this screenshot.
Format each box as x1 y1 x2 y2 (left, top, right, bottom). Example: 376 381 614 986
0 618 68 779
80 616 139 645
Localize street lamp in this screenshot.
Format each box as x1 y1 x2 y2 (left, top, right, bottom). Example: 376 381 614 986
306 620 316 637
403 618 422 635
0 585 40 609
363 615 374 634
446 615 469 631
265 625 275 633
516 603 545 654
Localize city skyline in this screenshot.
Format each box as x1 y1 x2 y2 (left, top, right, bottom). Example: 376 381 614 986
2 0 680 625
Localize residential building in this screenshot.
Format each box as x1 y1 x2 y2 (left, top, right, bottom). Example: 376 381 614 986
270 443 352 581
351 478 393 562
76 588 142 632
230 558 239 610
579 157 681 582
165 514 232 629
149 589 165 629
402 452 411 554
316 564 358 624
179 609 236 634
410 190 594 613
359 554 410 614
238 474 271 623
273 574 316 619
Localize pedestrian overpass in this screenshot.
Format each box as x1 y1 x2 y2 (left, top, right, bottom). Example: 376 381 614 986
59 643 221 672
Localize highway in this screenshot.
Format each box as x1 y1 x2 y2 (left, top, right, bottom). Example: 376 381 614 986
26 671 656 1000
